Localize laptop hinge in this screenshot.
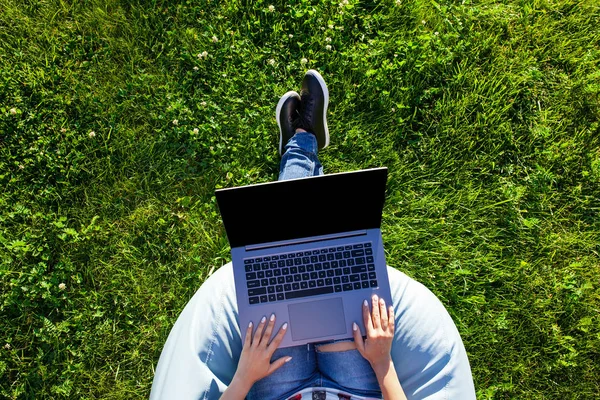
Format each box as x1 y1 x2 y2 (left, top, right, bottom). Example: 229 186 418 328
245 230 368 252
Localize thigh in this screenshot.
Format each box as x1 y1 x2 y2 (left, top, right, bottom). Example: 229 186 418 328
387 267 476 400
248 344 318 400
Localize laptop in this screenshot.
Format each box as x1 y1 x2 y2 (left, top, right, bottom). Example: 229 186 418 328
215 167 392 348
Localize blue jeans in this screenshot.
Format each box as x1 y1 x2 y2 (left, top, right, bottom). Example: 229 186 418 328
150 132 476 400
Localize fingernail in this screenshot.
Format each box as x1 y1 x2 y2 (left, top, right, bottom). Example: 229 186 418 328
363 300 368 307
285 357 292 363
282 322 288 330
373 294 379 301
270 313 275 322
380 298 385 305
353 322 358 331
261 316 266 323
248 321 253 328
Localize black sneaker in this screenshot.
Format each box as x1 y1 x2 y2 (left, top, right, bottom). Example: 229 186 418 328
276 91 301 155
296 69 329 150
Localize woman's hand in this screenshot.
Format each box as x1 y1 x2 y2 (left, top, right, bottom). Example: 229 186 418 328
352 294 395 371
221 314 291 399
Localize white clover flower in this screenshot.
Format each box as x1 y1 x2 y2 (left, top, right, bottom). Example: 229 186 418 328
9 108 17 115
391 107 396 112
288 34 294 38
434 31 439 35
328 24 334 29
421 20 426 25
172 119 179 125
60 127 67 133
268 58 276 65
222 73 227 77
193 66 199 71
212 35 218 43
59 283 66 290
268 5 275 12
18 164 24 170
4 343 10 350
202 51 208 57
300 58 308 64
200 101 207 107
320 26 325 31
395 0 401 5
326 37 332 42
325 45 332 51
88 131 96 138
193 128 199 134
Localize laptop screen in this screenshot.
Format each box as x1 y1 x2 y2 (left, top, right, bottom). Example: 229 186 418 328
215 167 388 248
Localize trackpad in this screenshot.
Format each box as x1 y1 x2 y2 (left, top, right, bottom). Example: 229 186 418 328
288 297 346 341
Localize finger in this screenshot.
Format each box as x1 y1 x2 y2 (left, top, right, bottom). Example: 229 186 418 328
388 306 395 334
253 315 267 346
352 322 365 355
379 297 388 331
266 356 293 376
267 322 289 351
260 314 276 347
362 299 373 332
371 295 381 329
244 321 253 347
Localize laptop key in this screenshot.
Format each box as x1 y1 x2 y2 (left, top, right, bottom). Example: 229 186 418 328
274 269 281 277
353 282 361 290
369 272 377 279
311 256 318 263
315 263 322 271
253 264 261 272
268 286 275 294
343 251 351 258
257 271 265 279
367 264 375 271
370 280 378 288
317 279 325 287
244 259 252 264
256 258 263 262
249 296 260 304
350 274 360 282
292 283 300 290
262 263 270 270
299 266 306 273
361 281 369 289
260 295 268 303
246 272 257 280
361 273 368 280
326 270 334 277
290 267 298 274
270 278 277 285
277 293 284 301
319 271 326 278
339 260 347 267
323 262 330 269
352 250 365 257
334 285 342 292
365 249 373 255
294 274 302 282
285 276 293 283
270 262 277 269
327 254 334 261
294 258 302 265
351 266 366 273
265 270 273 277
248 288 266 296
284 284 292 291
343 267 350 275
367 256 374 263
269 294 276 302
286 259 293 266
261 279 269 286
282 267 290 275
245 265 253 272
353 244 364 249
333 277 341 284
276 285 283 292
301 282 308 289
335 268 343 276
307 264 314 272
364 243 372 248
247 280 260 288
342 284 353 291
302 257 310 264
335 252 343 260
309 281 317 288
284 286 333 300
342 276 349 283
272 255 279 260
277 277 285 284
325 278 332 286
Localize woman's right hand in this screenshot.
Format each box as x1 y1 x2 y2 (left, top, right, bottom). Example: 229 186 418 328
352 294 395 371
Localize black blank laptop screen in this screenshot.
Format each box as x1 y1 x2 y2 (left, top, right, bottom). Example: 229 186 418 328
215 168 388 248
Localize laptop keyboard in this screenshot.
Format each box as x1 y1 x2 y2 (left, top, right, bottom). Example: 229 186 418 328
244 242 377 305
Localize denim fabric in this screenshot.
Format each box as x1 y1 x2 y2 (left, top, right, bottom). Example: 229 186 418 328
278 131 323 180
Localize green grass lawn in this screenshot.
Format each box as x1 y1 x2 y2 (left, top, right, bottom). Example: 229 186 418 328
1 0 599 398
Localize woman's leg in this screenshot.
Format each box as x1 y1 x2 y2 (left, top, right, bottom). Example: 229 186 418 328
278 131 323 180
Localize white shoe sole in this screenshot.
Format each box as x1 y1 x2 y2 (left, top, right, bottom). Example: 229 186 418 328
276 91 301 155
